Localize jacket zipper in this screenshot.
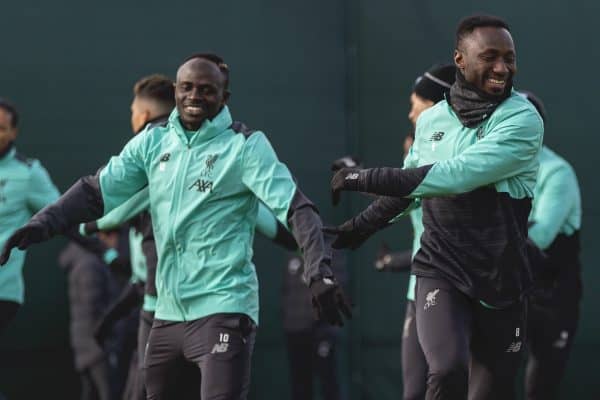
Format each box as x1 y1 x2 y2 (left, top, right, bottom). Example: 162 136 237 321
170 141 192 320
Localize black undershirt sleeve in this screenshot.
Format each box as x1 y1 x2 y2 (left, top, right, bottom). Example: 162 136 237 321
29 170 105 239
353 195 414 233
286 188 333 285
360 165 433 197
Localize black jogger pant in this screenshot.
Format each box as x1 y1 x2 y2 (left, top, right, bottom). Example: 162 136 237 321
144 313 256 400
285 324 342 400
415 276 526 400
402 300 427 400
0 301 19 335
525 301 579 400
80 359 113 400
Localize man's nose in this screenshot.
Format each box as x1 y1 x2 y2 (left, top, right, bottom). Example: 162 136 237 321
492 60 509 75
188 87 201 99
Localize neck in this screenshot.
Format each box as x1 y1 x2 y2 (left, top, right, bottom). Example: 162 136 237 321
0 141 14 159
179 117 205 131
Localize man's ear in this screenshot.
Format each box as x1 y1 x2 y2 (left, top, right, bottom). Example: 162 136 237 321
10 127 18 141
141 110 152 126
454 49 465 71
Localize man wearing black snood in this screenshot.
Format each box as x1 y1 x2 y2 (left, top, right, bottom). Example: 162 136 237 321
326 15 543 400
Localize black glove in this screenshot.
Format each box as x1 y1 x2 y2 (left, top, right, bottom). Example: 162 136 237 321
322 219 373 250
310 277 352 326
330 167 367 206
0 222 49 265
331 155 361 172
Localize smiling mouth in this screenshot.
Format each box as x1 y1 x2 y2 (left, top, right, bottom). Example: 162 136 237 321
184 105 204 116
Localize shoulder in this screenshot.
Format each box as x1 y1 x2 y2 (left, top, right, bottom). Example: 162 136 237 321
229 121 259 139
491 92 544 129
417 100 450 126
14 152 34 168
14 153 50 178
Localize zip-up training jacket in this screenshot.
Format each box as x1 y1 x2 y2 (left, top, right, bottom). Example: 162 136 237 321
348 91 543 307
0 145 60 303
89 186 297 312
26 106 332 323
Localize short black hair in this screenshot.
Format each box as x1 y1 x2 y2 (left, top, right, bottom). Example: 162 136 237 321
0 98 19 128
182 53 230 89
456 15 510 49
133 74 175 108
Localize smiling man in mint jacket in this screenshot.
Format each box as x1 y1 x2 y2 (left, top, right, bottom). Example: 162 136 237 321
0 54 350 400
327 15 543 400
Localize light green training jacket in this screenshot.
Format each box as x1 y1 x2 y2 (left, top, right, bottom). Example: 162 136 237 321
0 147 60 303
97 106 297 323
88 186 284 313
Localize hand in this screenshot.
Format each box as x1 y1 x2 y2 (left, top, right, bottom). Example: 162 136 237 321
374 242 392 271
310 277 352 326
331 155 361 172
323 221 372 250
0 222 49 265
330 167 365 206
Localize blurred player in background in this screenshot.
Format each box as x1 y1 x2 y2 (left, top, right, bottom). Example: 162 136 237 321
59 242 114 400
0 98 60 334
521 91 582 400
374 63 455 400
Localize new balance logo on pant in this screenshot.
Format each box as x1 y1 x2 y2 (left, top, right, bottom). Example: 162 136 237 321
505 341 522 353
211 332 230 354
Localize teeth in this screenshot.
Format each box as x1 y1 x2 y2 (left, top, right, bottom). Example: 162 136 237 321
185 106 203 114
489 78 505 84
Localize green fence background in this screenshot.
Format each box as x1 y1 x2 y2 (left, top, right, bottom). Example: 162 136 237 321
0 0 597 398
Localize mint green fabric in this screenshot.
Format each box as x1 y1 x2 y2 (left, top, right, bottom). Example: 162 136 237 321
95 187 149 231
0 148 60 303
143 294 157 312
128 227 147 284
98 106 297 323
405 91 543 200
528 146 582 250
406 206 424 301
255 202 278 239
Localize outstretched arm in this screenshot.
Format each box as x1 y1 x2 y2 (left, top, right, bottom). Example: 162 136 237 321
331 107 543 200
80 186 150 235
325 196 414 250
241 131 351 326
1 132 149 264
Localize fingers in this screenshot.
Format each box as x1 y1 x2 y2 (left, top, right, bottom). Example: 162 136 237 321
0 246 12 266
331 189 341 206
0 233 21 266
330 169 346 206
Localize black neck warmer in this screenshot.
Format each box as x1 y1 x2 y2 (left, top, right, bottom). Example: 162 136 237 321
449 71 512 128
